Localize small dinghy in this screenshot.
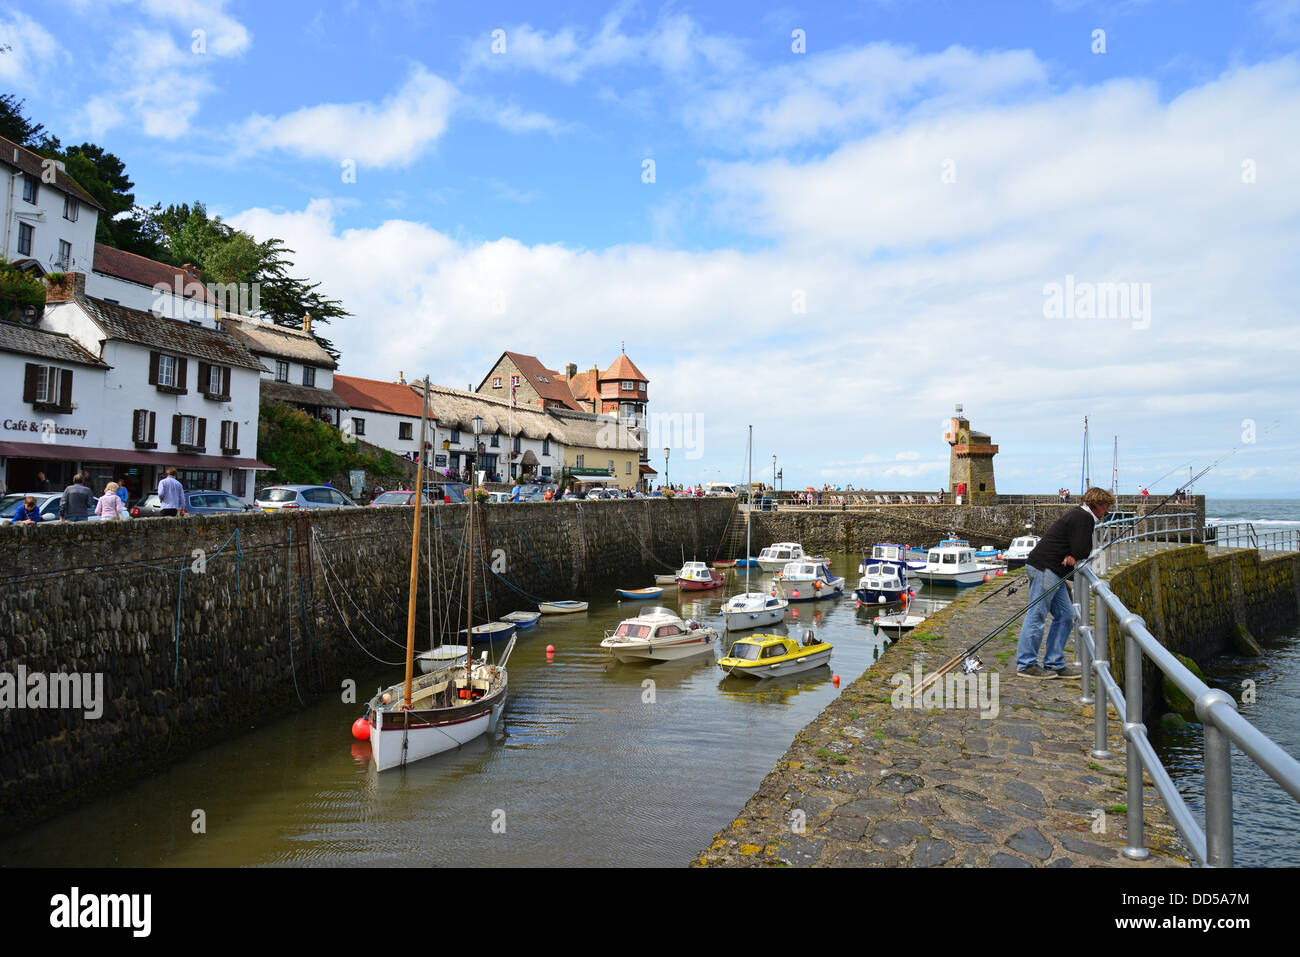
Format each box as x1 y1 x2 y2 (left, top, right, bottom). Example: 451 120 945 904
653 574 679 585
616 586 664 600
457 621 518 643
872 612 925 634
732 558 760 568
417 644 469 673
711 560 736 568
538 600 589 614
501 610 541 629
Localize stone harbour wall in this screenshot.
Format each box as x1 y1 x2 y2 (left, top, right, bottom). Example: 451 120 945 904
0 498 733 834
1104 544 1300 719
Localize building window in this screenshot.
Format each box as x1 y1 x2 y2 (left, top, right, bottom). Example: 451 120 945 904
63 196 79 222
512 436 521 453
638 381 646 392
490 434 499 448
232 469 247 498
17 223 33 256
21 174 37 204
576 454 584 467
133 409 156 446
302 366 315 387
450 429 460 443
492 376 502 389
35 366 65 405
542 438 550 456
510 375 519 388
57 240 72 268
608 460 614 473
220 420 239 453
208 365 223 395
179 415 197 445
275 360 289 382
541 466 552 478
622 380 634 390
626 461 632 474
157 355 177 388
399 422 413 441
178 469 221 491
352 417 365 436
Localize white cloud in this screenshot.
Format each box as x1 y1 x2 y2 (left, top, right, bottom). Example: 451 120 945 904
235 67 457 166
0 13 62 85
135 0 250 56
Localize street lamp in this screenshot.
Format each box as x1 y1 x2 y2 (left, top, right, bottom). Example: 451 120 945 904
472 416 483 486
772 455 777 492
664 447 670 489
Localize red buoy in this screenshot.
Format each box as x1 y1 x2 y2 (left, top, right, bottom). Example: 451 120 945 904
832 674 840 687
792 607 800 617
351 717 370 741
982 573 991 582
792 590 800 598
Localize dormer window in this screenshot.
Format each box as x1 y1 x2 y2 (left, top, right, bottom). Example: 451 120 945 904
275 360 289 382
302 366 315 387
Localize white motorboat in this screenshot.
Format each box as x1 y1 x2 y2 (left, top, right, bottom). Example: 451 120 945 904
776 560 845 602
756 542 808 571
914 540 1003 587
1002 535 1040 567
871 612 925 634
600 607 719 662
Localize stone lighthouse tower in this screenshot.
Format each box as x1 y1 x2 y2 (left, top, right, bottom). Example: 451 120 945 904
945 404 998 503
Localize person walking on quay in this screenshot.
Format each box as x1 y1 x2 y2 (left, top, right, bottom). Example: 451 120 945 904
36 471 51 492
59 473 95 522
158 468 186 517
1015 486 1114 680
95 482 126 520
116 478 130 508
12 495 42 524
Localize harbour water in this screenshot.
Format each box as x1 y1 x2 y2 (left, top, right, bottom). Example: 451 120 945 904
0 555 947 867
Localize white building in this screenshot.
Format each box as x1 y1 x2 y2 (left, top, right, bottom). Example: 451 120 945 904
0 272 268 502
1 135 101 275
86 242 221 324
221 314 347 426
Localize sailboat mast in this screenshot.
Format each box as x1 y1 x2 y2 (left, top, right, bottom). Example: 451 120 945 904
1111 436 1118 495
745 425 752 593
464 428 476 683
1082 416 1090 493
403 375 430 709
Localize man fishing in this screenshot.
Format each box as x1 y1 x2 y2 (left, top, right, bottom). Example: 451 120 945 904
1016 486 1114 679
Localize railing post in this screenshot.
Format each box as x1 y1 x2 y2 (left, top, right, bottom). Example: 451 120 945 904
1075 600 1092 704
1122 615 1149 860
1091 592 1111 758
1197 689 1237 867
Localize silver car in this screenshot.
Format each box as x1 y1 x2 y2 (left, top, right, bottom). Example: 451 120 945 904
256 485 359 511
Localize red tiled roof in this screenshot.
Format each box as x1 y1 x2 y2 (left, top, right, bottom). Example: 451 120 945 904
92 243 216 303
498 351 582 411
567 367 598 403
332 374 427 417
602 353 647 382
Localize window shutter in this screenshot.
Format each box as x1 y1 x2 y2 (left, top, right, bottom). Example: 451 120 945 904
23 363 39 403
149 352 160 385
177 358 188 390
58 370 73 412
232 421 238 450
132 409 140 440
148 410 156 443
172 415 182 446
198 362 210 393
197 418 207 449
222 367 231 397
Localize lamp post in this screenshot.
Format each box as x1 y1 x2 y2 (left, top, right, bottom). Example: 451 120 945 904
772 455 777 492
472 416 483 491
664 447 670 490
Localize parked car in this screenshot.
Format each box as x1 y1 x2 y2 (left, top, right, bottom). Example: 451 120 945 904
0 492 61 525
255 485 359 511
485 491 510 504
424 481 469 503
132 490 260 517
370 490 436 506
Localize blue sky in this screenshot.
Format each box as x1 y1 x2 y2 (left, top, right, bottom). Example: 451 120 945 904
5 0 1299 495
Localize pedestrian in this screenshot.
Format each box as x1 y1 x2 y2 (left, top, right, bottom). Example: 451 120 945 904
158 468 186 517
36 471 51 493
95 482 126 520
1015 486 1114 679
59 473 96 522
115 478 130 508
11 495 42 524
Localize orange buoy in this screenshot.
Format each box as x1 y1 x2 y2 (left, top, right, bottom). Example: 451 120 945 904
982 573 991 582
832 674 840 686
351 717 370 741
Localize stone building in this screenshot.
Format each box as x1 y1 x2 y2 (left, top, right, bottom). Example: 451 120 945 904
945 404 998 503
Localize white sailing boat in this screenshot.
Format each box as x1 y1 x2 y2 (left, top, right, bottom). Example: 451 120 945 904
722 425 788 631
364 382 512 772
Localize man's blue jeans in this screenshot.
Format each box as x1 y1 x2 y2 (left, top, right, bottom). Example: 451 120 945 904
1015 566 1075 671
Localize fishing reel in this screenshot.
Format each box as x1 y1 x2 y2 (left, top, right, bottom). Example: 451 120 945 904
960 655 984 675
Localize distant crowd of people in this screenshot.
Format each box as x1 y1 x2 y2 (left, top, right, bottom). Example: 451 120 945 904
5 468 189 523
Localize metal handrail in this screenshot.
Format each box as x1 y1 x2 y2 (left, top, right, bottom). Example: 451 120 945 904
1207 521 1299 554
1072 514 1300 866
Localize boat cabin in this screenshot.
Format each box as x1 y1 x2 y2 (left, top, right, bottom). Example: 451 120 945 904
926 545 976 569
1007 535 1039 553
759 542 804 562
782 561 837 583
678 561 714 582
872 543 909 562
859 562 908 592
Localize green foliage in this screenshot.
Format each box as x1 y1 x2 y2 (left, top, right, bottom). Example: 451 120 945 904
257 402 404 486
0 94 44 146
0 258 46 320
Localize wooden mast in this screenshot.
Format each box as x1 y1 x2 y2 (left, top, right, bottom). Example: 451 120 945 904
402 375 430 709
464 424 477 685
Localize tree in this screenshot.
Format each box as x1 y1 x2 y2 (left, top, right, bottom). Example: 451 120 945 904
0 94 44 146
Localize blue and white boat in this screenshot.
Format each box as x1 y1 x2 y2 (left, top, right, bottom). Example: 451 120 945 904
915 540 1003 587
858 542 927 576
501 610 541 629
616 586 664 600
854 561 916 605
457 621 518 644
775 560 845 602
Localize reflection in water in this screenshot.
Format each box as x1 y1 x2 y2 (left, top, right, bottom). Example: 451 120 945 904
0 555 952 868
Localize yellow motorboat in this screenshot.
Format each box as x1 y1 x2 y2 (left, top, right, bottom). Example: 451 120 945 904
717 632 832 679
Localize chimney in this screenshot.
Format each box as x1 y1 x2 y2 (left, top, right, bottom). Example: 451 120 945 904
397 371 406 385
45 271 86 303
566 362 577 378
302 313 312 334
181 263 201 280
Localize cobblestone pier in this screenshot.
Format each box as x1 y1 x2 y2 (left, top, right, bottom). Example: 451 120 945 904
695 579 1192 868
